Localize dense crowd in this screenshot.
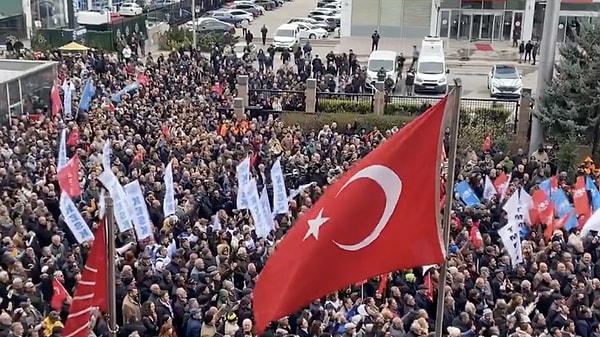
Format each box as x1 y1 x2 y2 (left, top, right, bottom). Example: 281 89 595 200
2 38 600 337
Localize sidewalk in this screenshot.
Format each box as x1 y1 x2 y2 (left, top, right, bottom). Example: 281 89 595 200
334 37 520 62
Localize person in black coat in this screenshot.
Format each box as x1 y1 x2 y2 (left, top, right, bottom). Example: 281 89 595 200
141 301 160 337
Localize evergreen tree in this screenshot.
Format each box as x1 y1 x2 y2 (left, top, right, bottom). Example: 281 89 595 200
535 20 600 157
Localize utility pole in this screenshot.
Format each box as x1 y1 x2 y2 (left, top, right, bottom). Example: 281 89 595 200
105 197 118 337
192 0 197 49
530 0 560 154
376 0 382 32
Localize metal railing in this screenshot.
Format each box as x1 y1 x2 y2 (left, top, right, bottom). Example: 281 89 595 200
248 89 306 112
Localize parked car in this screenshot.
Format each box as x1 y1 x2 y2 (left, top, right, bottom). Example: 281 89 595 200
487 64 523 98
231 2 264 15
316 0 339 6
119 3 143 16
311 15 337 31
295 22 328 39
288 17 329 31
186 18 236 34
210 9 253 27
254 0 276 10
322 2 341 9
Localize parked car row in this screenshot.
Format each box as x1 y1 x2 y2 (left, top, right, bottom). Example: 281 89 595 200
285 0 341 33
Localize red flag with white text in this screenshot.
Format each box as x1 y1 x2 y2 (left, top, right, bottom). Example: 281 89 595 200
58 155 81 197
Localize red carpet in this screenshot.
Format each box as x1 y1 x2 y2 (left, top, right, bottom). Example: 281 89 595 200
474 43 494 52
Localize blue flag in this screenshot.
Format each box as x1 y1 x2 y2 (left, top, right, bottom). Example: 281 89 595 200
111 82 141 103
454 181 480 207
78 79 95 111
550 189 578 231
539 179 552 196
586 176 600 211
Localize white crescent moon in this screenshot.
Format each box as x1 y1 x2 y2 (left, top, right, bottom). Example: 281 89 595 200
333 164 402 251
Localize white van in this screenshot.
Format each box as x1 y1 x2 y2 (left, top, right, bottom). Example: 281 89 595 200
366 50 400 90
273 23 300 50
414 36 449 94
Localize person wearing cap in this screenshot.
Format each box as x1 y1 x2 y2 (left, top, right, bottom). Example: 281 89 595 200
224 313 240 336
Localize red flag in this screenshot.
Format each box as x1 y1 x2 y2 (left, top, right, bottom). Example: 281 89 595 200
533 190 554 226
51 83 62 117
470 221 483 249
161 123 171 141
545 213 569 240
136 73 149 86
375 274 388 297
253 96 448 333
423 272 434 302
573 177 591 227
67 129 79 147
58 155 81 197
62 220 108 337
51 278 69 310
481 134 492 152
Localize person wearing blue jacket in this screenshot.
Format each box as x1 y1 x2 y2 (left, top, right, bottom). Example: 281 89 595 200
186 309 202 337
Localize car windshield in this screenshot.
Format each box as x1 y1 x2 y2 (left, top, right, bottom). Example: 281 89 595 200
276 29 295 37
494 67 519 79
368 59 394 72
417 61 444 74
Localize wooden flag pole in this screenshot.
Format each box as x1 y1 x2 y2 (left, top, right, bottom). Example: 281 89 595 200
434 78 462 337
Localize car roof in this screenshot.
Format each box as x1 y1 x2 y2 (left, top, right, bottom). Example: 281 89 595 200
369 50 397 60
494 65 517 70
277 23 299 30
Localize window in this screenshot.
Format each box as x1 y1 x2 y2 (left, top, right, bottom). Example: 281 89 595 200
275 29 296 37
417 62 445 74
494 66 519 79
368 59 394 72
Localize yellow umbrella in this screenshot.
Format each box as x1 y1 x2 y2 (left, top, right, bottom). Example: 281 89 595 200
58 42 90 52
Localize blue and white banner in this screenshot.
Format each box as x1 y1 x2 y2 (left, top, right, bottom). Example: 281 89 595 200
62 80 75 119
483 175 497 200
454 181 480 207
124 180 153 240
236 157 251 209
78 79 95 112
550 188 578 231
163 162 176 216
58 129 68 172
586 176 600 211
270 158 288 215
98 170 134 232
244 179 263 235
59 193 94 243
258 186 274 239
111 82 141 103
503 188 532 236
102 139 111 169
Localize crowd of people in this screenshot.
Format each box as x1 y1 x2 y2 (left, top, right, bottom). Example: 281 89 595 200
1 36 600 337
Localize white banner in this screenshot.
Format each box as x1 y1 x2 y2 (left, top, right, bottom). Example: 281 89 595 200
288 182 317 201
58 129 67 172
98 170 133 232
270 158 288 215
163 162 176 216
212 213 222 231
236 157 251 209
102 139 112 169
483 175 497 200
123 180 153 240
62 81 74 120
503 188 533 230
59 193 95 243
244 179 263 235
258 186 274 239
498 221 523 266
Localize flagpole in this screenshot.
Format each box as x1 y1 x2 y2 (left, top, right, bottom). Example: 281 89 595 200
105 197 118 337
434 78 462 337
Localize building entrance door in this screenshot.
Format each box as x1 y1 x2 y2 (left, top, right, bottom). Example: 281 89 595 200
464 12 503 41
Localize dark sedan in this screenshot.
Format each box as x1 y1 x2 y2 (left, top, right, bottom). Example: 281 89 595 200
254 0 276 10
195 18 236 34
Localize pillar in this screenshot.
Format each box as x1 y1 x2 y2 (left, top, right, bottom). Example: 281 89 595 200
373 81 385 115
233 97 245 120
522 0 535 41
237 75 248 107
516 88 532 150
305 79 317 113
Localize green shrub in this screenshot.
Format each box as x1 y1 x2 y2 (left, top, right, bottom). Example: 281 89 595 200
280 112 415 132
316 98 373 114
158 28 239 52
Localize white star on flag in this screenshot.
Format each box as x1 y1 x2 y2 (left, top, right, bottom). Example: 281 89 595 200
304 208 329 241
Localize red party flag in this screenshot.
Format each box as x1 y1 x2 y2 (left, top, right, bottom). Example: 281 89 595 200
533 189 554 226
481 134 492 152
423 271 434 302
67 129 79 147
62 219 108 337
136 73 149 87
252 96 449 333
573 176 591 227
51 278 69 310
470 221 483 249
161 123 171 141
51 83 62 117
57 155 81 197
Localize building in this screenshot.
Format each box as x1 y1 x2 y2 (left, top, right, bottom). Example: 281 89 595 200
340 0 600 43
0 59 57 125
